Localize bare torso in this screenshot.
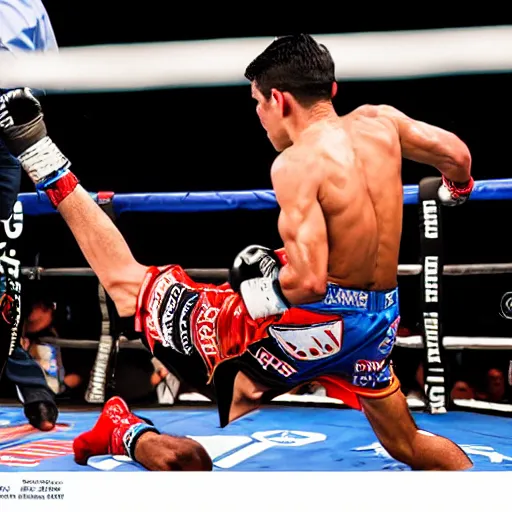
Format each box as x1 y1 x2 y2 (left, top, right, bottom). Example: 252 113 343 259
232 99 472 418
286 106 403 291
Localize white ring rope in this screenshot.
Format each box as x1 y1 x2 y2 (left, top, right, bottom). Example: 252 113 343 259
178 389 430 410
180 389 512 414
20 262 512 279
21 266 229 281
1 26 512 91
399 263 512 276
41 334 512 352
394 336 512 350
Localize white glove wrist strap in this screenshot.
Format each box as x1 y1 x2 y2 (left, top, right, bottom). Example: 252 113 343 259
240 277 289 320
18 136 71 184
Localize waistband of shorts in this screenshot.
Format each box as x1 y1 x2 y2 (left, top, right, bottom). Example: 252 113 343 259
301 284 398 313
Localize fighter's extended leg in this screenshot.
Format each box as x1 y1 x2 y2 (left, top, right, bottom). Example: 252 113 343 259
55 186 147 316
360 390 473 470
0 89 147 317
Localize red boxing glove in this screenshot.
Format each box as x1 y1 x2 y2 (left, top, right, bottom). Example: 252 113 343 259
438 175 474 206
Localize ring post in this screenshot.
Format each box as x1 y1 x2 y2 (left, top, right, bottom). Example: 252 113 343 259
418 177 449 413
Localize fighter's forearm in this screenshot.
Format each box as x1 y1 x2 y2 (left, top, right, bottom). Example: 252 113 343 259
415 124 473 185
434 143 472 185
377 105 472 184
57 185 148 316
279 263 326 305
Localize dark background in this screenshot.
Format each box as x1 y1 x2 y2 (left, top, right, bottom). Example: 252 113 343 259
14 6 512 344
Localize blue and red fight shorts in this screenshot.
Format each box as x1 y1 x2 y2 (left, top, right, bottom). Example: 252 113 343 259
135 251 401 413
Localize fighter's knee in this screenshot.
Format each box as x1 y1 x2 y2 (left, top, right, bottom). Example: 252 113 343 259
106 281 139 317
103 264 147 317
112 295 137 318
381 436 415 465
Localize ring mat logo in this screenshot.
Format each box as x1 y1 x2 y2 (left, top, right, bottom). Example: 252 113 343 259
87 430 327 471
0 423 72 467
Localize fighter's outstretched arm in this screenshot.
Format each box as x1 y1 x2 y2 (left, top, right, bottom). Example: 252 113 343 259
374 104 472 184
271 152 328 305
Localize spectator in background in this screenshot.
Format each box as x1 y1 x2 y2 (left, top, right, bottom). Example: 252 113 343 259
21 297 83 397
450 380 475 400
475 367 510 404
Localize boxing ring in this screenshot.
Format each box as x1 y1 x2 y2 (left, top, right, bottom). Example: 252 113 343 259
1 177 512 475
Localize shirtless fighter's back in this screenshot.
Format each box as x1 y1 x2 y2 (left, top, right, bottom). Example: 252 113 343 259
238 34 474 470
0 34 474 471
276 109 405 293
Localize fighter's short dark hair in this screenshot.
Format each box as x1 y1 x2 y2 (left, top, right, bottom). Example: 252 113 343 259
244 34 335 106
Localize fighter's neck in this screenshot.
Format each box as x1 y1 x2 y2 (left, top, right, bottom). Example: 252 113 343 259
288 102 338 143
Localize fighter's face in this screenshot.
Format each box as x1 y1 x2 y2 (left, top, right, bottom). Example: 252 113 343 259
251 83 292 152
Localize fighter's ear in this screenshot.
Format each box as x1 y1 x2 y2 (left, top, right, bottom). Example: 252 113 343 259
331 82 338 98
270 88 286 112
275 90 294 117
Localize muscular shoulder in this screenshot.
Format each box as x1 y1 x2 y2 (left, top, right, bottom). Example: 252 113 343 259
271 147 298 173
271 146 322 184
347 105 404 145
351 104 402 125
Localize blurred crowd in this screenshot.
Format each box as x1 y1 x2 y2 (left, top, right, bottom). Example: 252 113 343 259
394 323 512 405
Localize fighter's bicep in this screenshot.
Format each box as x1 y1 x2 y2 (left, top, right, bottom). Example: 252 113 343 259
272 161 326 245
277 197 326 246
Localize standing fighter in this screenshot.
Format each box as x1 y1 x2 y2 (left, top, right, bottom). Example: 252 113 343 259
0 0 59 430
0 34 474 470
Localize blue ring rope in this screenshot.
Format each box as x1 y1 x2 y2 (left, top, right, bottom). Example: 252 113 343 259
17 178 512 216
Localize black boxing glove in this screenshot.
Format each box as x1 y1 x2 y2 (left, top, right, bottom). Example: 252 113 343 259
230 245 290 320
0 88 70 185
0 88 45 153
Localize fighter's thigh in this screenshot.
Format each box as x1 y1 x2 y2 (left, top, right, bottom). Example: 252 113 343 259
360 389 418 455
